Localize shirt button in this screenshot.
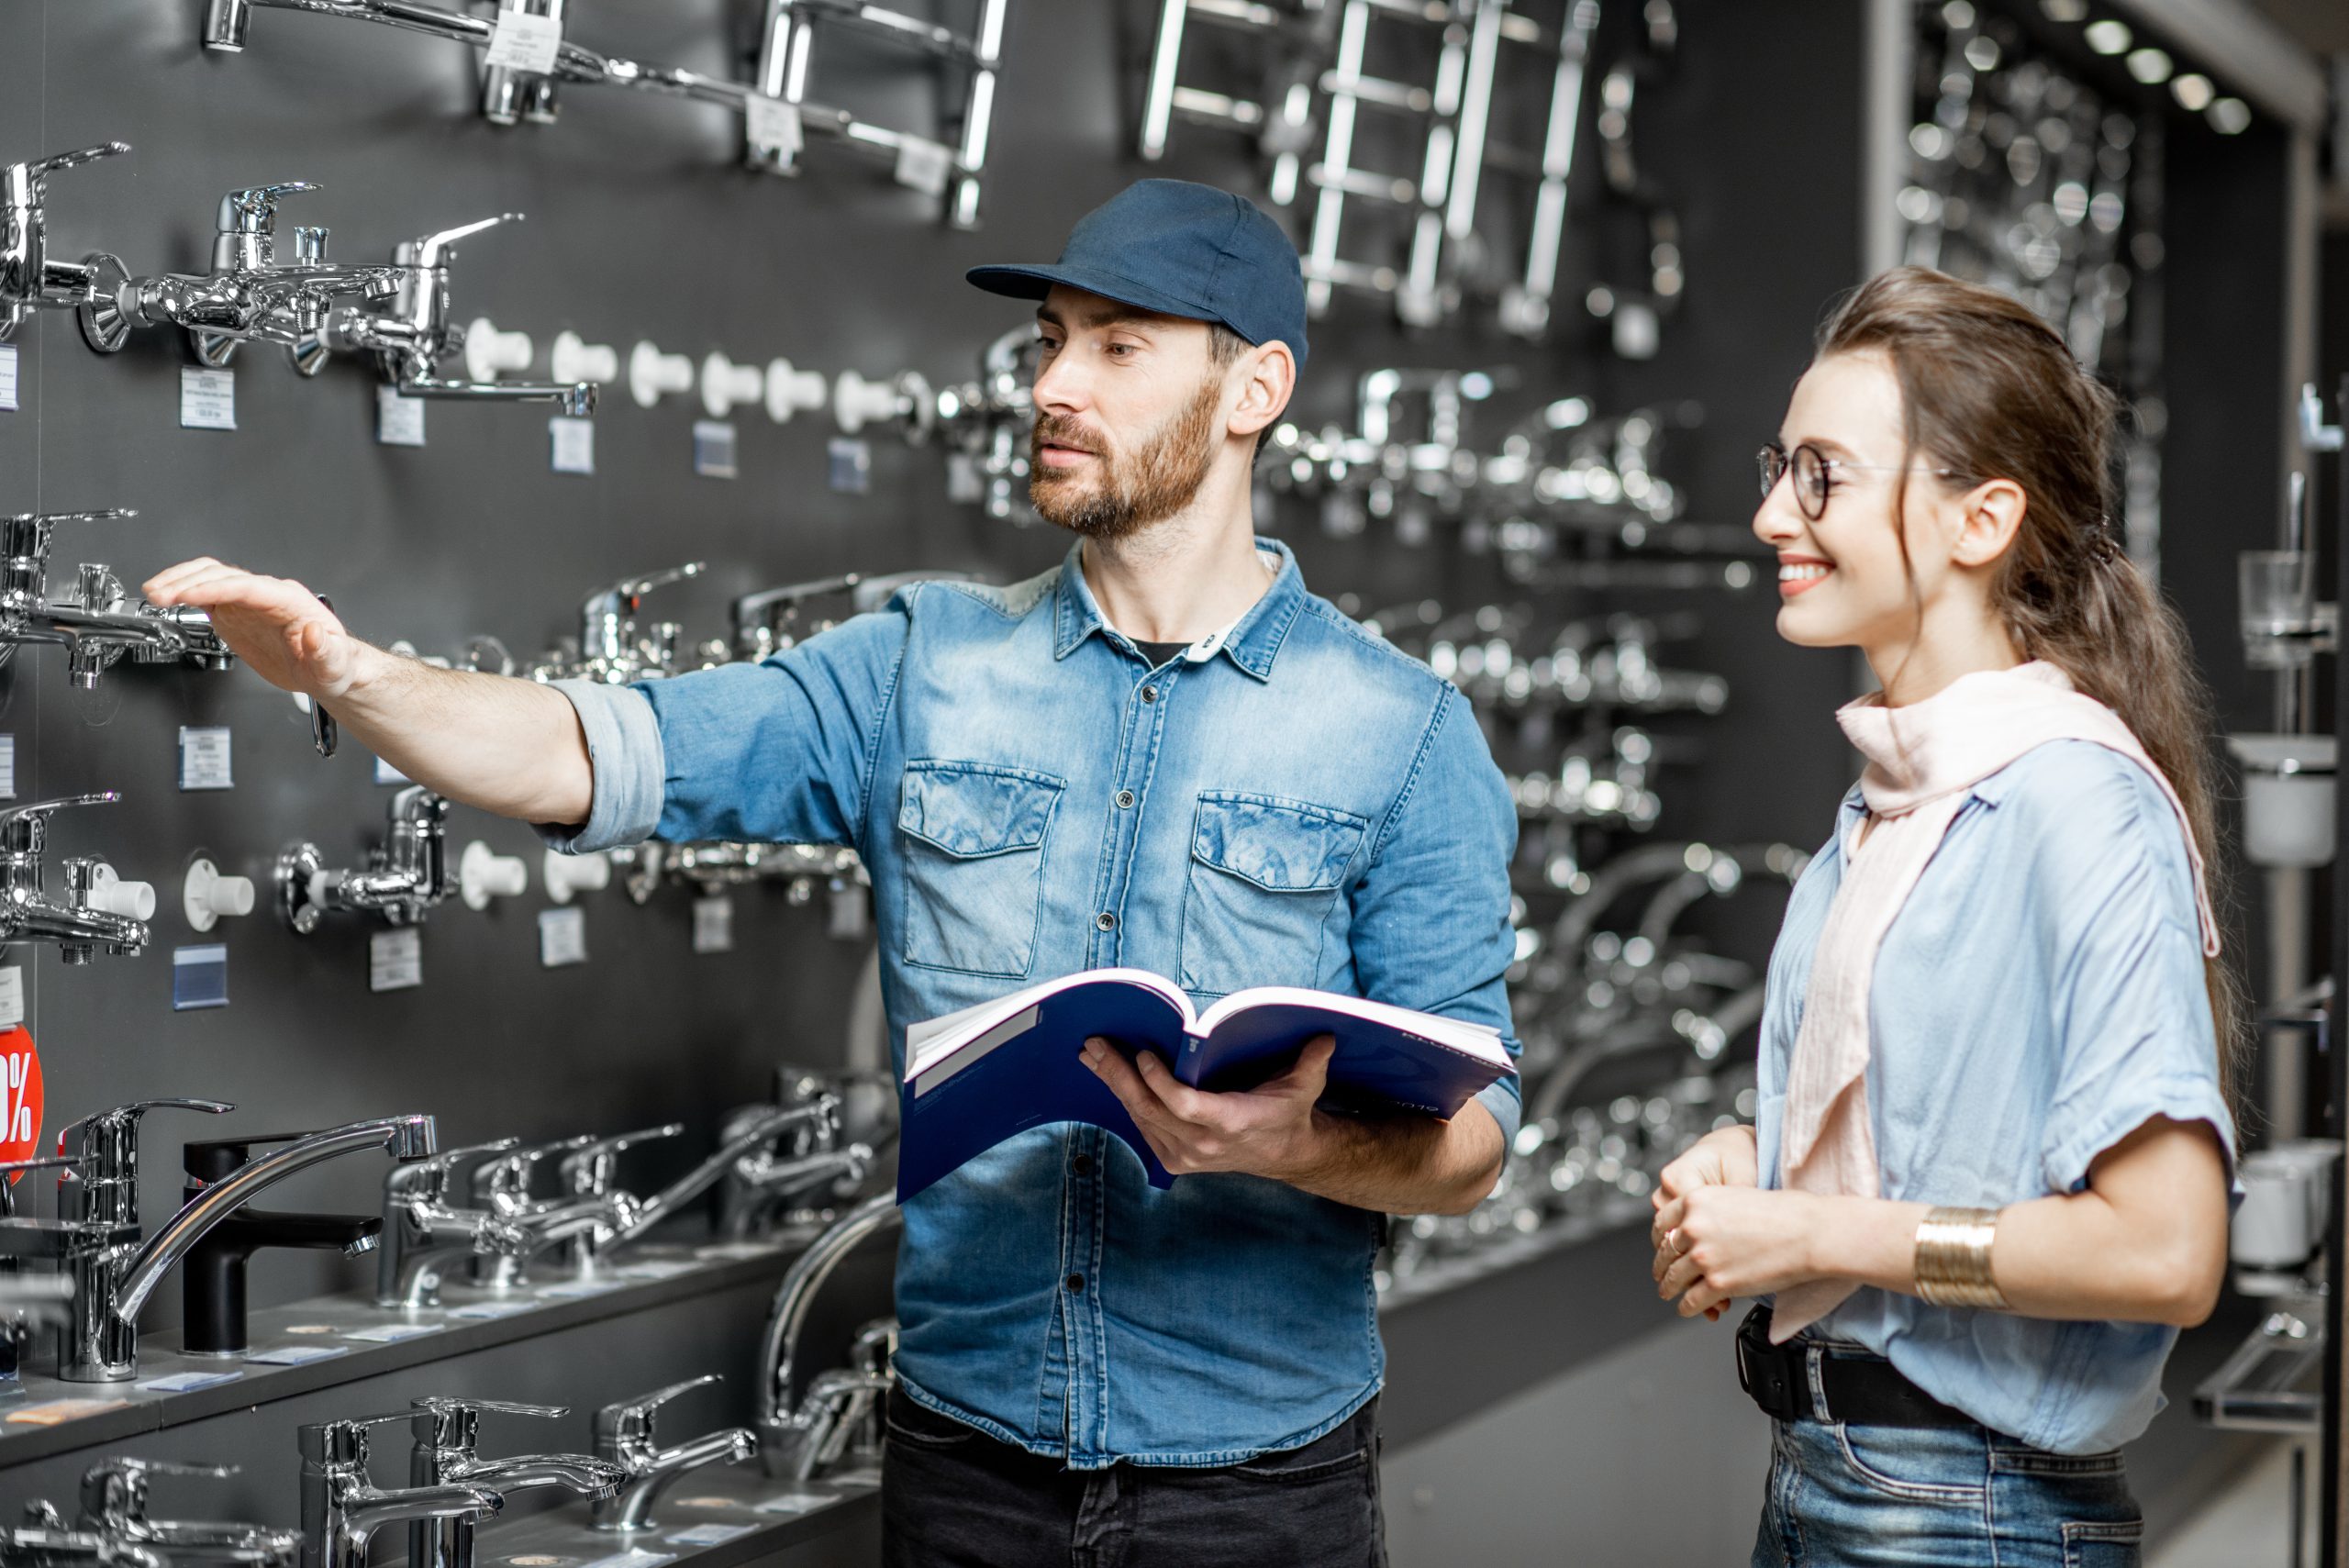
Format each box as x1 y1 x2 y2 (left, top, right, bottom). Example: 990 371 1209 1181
1071 1154 1094 1176
1141 684 1159 704
1115 789 1136 809
1096 911 1117 931
1066 1274 1085 1293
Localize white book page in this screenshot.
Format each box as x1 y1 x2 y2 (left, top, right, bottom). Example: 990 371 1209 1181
904 968 1193 1082
1196 987 1509 1065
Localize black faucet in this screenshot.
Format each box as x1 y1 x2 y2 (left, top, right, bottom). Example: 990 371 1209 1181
181 1133 384 1357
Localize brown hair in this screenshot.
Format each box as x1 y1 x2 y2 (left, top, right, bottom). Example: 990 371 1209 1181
1817 265 2245 1106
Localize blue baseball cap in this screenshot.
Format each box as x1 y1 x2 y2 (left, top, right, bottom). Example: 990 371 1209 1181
967 179 1308 370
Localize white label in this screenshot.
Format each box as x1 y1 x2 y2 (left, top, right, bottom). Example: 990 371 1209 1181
340 1321 441 1342
0 735 15 798
692 419 738 479
0 967 22 1029
551 414 595 474
373 755 411 785
753 1493 827 1516
576 1551 674 1568
893 136 954 197
446 1300 533 1320
243 1343 351 1365
369 928 422 993
692 895 733 954
827 436 870 494
746 92 803 161
376 385 426 447
534 1277 620 1299
138 1369 244 1393
0 343 17 412
172 944 230 1012
179 367 236 430
537 905 587 968
177 726 234 791
483 8 562 72
666 1525 756 1548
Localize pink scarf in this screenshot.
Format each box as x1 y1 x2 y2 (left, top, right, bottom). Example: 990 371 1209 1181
1769 660 2219 1340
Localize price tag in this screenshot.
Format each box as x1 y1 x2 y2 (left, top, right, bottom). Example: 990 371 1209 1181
893 136 954 197
340 1321 441 1343
945 451 984 504
373 755 411 785
179 367 236 430
0 343 17 412
577 1551 674 1568
666 1526 756 1549
746 93 803 161
692 419 738 479
446 1300 533 1321
0 970 22 1029
483 7 562 72
827 436 870 494
244 1343 351 1365
376 385 426 447
178 726 233 791
0 735 16 798
369 929 422 993
753 1493 826 1517
138 1369 244 1394
173 945 229 1012
534 1277 619 1299
7 1398 129 1425
692 895 733 954
538 906 587 968
551 414 595 475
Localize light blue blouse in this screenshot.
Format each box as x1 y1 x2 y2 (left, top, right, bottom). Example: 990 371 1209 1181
1754 740 2238 1454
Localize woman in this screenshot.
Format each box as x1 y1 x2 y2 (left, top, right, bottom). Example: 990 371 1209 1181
1649 266 2238 1567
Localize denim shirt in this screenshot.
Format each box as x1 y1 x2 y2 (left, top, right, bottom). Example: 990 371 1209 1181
548 539 1522 1466
1754 740 2238 1454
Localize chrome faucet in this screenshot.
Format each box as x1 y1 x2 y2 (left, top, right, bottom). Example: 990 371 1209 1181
629 1099 868 1256
301 214 595 414
50 1106 435 1382
2 142 131 348
277 785 451 933
718 1079 878 1239
297 1412 501 1568
0 1156 75 1397
589 1376 756 1531
76 1458 304 1568
534 562 706 684
552 1123 682 1274
936 325 1038 520
406 1398 623 1568
375 1140 531 1310
462 1137 626 1291
0 511 235 689
84 183 400 367
756 1192 902 1479
0 795 153 963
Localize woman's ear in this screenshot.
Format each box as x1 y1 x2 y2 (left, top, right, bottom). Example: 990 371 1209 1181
1950 477 2027 568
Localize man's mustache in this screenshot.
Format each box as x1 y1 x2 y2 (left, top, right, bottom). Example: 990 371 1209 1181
1031 417 1110 459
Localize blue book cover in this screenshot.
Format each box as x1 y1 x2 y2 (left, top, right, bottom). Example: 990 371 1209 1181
896 969 1512 1201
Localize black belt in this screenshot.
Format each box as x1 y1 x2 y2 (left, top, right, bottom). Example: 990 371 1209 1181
1735 1305 1978 1430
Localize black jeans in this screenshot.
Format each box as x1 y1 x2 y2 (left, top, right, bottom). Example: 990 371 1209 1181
880 1390 1388 1568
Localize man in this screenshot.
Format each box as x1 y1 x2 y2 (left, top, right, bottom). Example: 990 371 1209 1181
145 179 1520 1566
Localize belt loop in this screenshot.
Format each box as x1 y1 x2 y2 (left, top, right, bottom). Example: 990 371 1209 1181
1804 1343 1833 1424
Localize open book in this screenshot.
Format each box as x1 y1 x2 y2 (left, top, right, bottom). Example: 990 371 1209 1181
898 967 1512 1200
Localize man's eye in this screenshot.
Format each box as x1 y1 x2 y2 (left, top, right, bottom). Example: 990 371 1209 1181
1107 343 1134 358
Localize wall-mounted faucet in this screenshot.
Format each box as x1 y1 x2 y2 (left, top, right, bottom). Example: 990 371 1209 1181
756 1192 902 1480
301 214 596 415
48 1105 434 1381
936 325 1037 519
277 785 451 933
590 1376 756 1532
831 368 934 441
406 1398 623 1568
531 562 706 684
179 1132 385 1357
0 511 236 690
76 1457 306 1568
2 141 130 347
0 795 153 963
297 1411 502 1568
85 183 402 366
375 1140 531 1311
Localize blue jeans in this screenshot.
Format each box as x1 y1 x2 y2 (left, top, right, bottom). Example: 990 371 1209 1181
1753 1416 2143 1567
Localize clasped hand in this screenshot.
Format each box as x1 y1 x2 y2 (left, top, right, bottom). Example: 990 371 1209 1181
1649 1126 1829 1319
1080 1034 1337 1182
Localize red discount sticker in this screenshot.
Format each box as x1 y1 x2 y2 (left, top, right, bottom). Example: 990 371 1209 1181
0 1028 42 1177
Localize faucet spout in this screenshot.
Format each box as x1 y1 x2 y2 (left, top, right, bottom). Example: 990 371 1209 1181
111 1116 436 1324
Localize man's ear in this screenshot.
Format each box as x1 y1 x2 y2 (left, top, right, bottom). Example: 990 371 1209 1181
1950 477 2027 568
1228 340 1296 440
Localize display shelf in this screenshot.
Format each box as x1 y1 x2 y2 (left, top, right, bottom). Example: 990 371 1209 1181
472 1452 879 1568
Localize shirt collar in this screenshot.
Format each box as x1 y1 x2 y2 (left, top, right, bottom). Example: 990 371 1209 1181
1051 537 1306 683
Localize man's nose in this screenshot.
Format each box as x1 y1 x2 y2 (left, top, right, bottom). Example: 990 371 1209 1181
1030 346 1089 417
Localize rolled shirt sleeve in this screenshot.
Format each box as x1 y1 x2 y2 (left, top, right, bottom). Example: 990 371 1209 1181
540 679 667 854
1349 684 1524 1151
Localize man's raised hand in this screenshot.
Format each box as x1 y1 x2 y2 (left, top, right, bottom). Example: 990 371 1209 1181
143 559 370 699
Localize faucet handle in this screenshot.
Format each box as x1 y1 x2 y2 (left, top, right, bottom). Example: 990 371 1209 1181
0 793 127 858
216 182 318 236
558 1124 684 1195
473 1134 600 1205
412 1396 568 1418
297 1409 426 1470
10 142 130 198
58 1099 233 1162
78 1457 237 1530
595 1374 718 1447
596 562 706 614
403 212 521 270
390 1136 519 1198
407 1395 568 1451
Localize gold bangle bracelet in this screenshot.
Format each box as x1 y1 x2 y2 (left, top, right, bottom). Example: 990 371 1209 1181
1913 1206 2011 1311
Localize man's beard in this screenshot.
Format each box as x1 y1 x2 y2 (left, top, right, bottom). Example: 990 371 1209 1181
1028 373 1225 540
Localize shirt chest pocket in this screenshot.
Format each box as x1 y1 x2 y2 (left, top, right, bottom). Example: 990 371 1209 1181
897 760 1065 979
1179 792 1368 998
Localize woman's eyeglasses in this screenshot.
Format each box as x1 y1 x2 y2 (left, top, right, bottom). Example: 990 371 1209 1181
1756 441 1961 522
